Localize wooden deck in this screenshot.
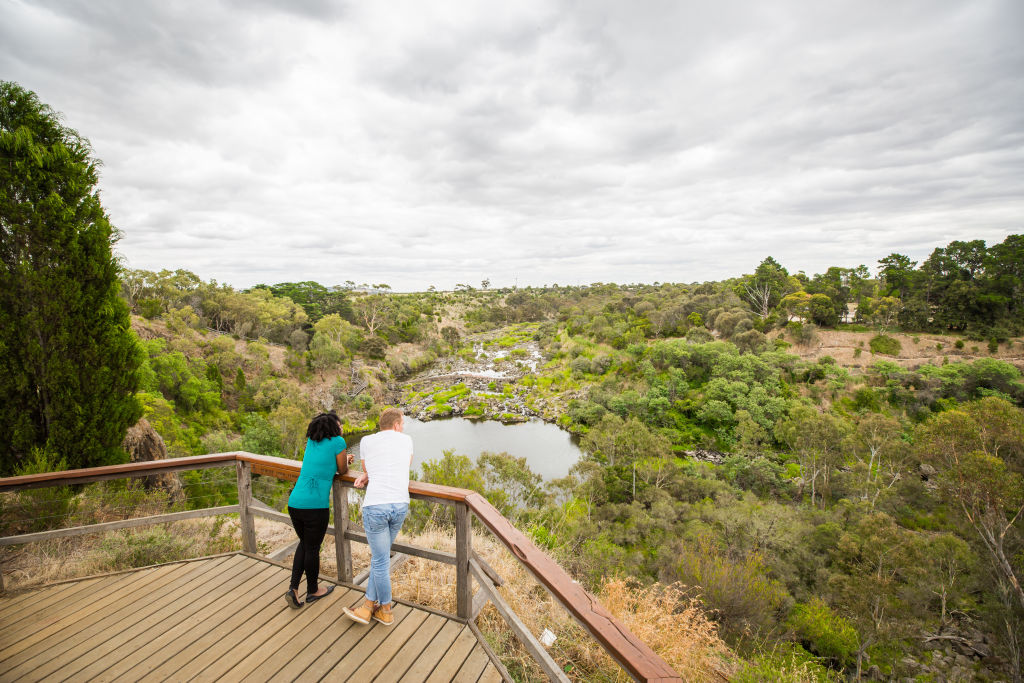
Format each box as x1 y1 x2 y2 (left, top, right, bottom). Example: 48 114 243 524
0 553 508 682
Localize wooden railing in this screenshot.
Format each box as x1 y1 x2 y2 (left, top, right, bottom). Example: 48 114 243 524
0 452 681 682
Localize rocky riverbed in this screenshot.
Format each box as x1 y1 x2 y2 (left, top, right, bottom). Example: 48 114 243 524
401 339 580 424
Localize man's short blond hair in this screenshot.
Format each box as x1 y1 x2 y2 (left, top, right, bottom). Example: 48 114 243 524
378 407 404 431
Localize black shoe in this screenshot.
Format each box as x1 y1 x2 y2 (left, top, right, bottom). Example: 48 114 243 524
306 585 335 604
285 589 303 609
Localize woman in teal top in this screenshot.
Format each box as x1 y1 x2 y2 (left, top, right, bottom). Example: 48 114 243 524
285 411 349 608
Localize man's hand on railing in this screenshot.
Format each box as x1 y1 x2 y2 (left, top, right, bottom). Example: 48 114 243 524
353 472 368 488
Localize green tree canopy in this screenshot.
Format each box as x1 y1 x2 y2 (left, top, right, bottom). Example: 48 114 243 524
0 81 143 473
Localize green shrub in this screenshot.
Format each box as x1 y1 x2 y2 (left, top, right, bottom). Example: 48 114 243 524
788 322 818 346
851 387 881 412
4 449 75 534
869 335 901 356
138 298 163 319
955 339 965 349
988 338 998 353
670 536 792 640
735 643 839 683
787 598 859 667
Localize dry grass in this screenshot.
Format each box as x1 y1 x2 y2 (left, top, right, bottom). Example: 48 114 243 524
0 517 239 591
333 524 739 682
788 329 1024 371
578 580 738 681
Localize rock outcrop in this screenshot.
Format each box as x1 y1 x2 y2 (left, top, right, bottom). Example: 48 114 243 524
122 418 184 503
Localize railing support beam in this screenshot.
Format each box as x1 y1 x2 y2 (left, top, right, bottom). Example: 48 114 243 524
235 460 257 554
332 478 352 582
456 501 472 619
469 559 570 682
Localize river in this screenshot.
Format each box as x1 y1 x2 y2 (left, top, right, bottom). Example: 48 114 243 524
344 416 583 481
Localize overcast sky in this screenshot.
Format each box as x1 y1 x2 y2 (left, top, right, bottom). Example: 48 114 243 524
2 1 1022 290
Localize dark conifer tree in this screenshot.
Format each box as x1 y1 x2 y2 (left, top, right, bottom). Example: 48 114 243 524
0 81 143 474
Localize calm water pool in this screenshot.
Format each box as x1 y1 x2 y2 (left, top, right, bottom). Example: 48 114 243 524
344 416 583 481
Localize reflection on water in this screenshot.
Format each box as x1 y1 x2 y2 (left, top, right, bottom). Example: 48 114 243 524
345 416 583 481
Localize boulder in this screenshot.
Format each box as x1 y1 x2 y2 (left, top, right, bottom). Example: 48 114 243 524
683 449 726 464
122 418 184 503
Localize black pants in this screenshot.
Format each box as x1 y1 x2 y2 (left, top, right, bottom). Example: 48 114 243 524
288 506 330 594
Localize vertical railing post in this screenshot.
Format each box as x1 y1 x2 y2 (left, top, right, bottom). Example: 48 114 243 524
455 501 472 619
332 478 352 582
235 460 257 554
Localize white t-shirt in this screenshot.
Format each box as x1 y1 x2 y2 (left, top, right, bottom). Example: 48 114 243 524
360 429 413 507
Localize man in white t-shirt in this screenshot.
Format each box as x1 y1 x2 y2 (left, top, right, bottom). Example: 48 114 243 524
343 407 412 626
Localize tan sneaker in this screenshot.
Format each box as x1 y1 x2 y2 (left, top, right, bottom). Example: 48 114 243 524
372 602 394 626
343 598 375 624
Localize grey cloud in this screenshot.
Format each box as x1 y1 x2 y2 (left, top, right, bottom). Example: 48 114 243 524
3 0 1021 291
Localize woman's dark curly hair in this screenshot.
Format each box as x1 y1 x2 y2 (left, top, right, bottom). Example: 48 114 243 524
306 411 342 442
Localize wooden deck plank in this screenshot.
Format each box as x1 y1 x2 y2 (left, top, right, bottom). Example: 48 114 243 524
160 577 299 680
0 572 130 637
2 555 499 683
139 564 293 682
0 561 198 675
93 559 277 682
2 557 233 681
315 603 414 680
289 597 393 683
136 567 291 682
238 585 364 682
61 557 259 681
19 556 238 682
371 612 447 683
424 625 479 683
191 579 371 682
265 591 371 683
0 577 90 620
0 573 130 662
398 620 466 683
342 607 430 681
161 568 327 681
478 663 505 683
0 559 198 649
452 644 490 682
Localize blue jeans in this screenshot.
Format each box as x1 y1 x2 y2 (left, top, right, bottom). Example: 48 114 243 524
362 502 409 605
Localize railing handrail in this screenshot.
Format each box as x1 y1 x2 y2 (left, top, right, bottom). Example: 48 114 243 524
0 452 681 682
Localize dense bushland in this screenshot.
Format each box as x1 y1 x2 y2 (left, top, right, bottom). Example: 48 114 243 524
11 220 1024 679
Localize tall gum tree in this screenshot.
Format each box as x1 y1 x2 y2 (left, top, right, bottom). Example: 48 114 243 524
0 82 143 473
